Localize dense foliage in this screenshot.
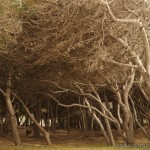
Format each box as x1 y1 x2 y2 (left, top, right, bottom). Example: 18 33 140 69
0 0 150 146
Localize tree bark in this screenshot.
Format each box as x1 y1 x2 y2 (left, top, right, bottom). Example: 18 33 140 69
46 101 50 131
122 71 135 145
84 98 111 145
13 94 51 145
67 108 70 134
109 70 135 145
5 71 21 145
3 115 11 134
33 101 41 138
102 107 115 146
16 113 20 126
93 88 115 145
0 118 4 136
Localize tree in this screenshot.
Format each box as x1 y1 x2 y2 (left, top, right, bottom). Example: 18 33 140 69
0 0 53 145
0 0 150 146
13 0 150 145
0 0 22 145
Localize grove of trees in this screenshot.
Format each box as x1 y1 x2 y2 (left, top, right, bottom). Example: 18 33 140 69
0 0 150 146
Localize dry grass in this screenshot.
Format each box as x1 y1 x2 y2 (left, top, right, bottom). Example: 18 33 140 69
0 128 150 150
0 145 149 150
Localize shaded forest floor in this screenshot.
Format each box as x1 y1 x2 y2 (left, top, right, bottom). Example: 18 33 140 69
0 128 150 147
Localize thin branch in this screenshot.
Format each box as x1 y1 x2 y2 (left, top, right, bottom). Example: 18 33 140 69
124 69 135 94
139 84 150 102
100 0 150 74
11 92 51 145
117 104 123 124
130 95 150 140
45 93 117 123
123 0 139 17
0 88 5 96
105 59 138 68
110 35 147 73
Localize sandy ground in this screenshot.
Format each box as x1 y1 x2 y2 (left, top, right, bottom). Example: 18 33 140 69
0 128 150 146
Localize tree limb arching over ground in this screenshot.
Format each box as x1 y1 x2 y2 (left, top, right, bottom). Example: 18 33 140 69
0 0 150 147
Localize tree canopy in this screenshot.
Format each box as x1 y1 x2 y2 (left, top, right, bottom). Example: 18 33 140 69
0 0 150 146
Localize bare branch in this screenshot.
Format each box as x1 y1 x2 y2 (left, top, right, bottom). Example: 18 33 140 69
45 93 117 123
11 92 51 145
130 95 150 140
105 59 138 69
100 0 150 74
123 0 139 17
0 88 5 96
124 69 135 94
110 35 147 73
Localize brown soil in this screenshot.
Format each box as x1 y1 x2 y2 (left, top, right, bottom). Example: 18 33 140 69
0 128 150 146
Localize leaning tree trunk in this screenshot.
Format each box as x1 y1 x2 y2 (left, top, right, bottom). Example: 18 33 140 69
13 94 51 145
75 83 113 145
5 71 21 145
102 108 115 146
84 98 111 145
92 88 115 146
